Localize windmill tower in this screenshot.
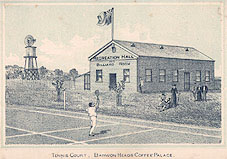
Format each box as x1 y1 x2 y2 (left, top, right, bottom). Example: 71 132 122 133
24 35 39 80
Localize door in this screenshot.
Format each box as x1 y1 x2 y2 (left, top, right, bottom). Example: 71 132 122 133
184 72 190 91
109 73 117 90
84 73 90 90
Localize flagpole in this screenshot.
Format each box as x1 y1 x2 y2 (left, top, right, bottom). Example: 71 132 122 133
112 8 114 40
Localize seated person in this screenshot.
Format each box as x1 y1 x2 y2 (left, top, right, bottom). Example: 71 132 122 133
157 93 171 111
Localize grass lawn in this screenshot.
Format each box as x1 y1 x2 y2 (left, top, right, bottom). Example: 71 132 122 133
5 79 221 128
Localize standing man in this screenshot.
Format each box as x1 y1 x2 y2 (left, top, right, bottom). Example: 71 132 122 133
114 81 125 106
202 84 208 101
86 90 100 136
139 77 144 93
196 84 202 101
171 84 178 107
95 90 100 104
52 79 64 102
192 82 197 101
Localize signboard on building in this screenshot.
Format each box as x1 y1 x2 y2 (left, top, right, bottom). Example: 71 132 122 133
92 55 135 61
96 61 131 67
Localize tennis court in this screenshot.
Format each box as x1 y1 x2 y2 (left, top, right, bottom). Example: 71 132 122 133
5 104 221 145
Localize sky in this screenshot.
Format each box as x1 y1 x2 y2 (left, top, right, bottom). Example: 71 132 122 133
4 3 222 76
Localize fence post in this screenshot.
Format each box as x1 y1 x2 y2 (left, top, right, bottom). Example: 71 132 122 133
63 89 66 110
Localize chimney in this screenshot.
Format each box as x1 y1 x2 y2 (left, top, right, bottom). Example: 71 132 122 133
131 43 135 47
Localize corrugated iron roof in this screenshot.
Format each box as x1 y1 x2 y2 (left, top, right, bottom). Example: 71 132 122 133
75 71 90 79
114 40 214 61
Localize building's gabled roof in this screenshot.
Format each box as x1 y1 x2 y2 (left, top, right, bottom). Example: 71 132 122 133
89 39 214 61
88 40 113 60
114 40 214 61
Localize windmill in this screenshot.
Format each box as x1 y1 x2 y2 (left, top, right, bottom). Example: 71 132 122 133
24 35 39 80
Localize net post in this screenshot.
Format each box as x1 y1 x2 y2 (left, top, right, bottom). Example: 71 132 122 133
63 89 66 110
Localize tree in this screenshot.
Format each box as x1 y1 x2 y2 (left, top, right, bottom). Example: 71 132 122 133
46 71 54 80
63 73 71 81
39 66 48 79
69 68 78 88
5 65 24 79
54 69 63 80
5 66 13 79
5 69 11 79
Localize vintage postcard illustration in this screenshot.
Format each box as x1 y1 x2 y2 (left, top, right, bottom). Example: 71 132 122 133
0 1 226 159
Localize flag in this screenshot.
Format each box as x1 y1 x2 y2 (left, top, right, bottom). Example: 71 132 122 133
97 8 113 26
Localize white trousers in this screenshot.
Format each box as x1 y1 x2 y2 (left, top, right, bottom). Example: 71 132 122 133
89 116 97 135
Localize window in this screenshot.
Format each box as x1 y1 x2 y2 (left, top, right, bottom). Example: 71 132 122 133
96 70 103 82
145 69 152 82
205 70 210 82
84 74 90 90
196 70 201 82
159 69 166 82
123 69 130 83
173 70 178 82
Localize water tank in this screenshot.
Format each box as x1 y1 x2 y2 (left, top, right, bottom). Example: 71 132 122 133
26 46 36 57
